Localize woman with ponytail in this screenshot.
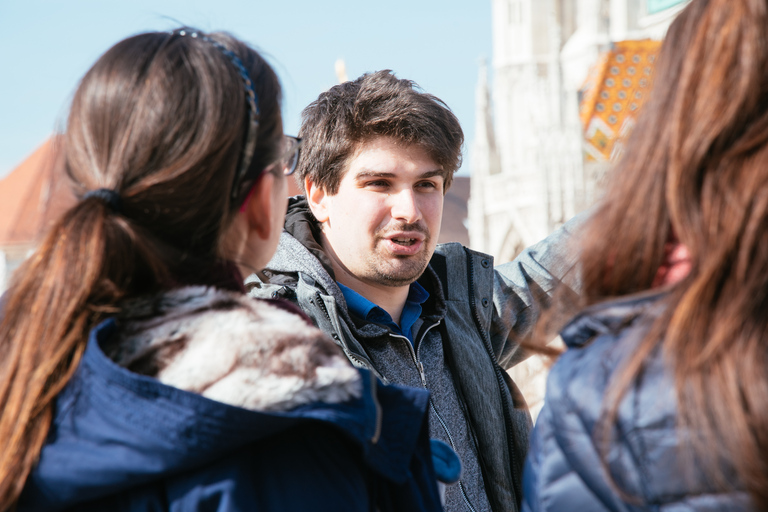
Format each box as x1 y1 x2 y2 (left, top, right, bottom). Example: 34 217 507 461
523 0 768 510
0 29 449 512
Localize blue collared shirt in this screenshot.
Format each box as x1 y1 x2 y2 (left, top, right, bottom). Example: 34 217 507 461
338 281 429 345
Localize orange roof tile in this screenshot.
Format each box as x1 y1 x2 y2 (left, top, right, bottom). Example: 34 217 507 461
0 138 75 247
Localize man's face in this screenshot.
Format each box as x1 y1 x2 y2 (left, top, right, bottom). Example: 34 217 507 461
308 136 444 292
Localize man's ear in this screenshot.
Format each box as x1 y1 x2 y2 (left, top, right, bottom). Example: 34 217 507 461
244 172 276 240
305 177 330 223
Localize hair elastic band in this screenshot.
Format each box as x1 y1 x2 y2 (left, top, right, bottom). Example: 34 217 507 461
83 188 122 213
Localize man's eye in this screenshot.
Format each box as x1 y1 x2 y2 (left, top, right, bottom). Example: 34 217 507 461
366 181 389 188
417 181 438 190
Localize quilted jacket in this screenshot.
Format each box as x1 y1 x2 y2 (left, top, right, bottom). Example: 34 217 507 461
522 291 752 511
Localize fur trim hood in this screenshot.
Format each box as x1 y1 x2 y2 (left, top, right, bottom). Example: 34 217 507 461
102 286 361 412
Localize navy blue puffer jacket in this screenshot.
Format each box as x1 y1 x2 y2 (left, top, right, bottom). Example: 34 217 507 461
523 292 753 511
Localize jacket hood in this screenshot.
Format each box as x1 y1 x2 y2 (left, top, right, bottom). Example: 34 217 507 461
559 290 667 350
105 286 360 412
20 289 432 511
263 196 347 307
283 195 337 280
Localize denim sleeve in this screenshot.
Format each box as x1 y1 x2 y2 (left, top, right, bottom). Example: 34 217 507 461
490 213 584 369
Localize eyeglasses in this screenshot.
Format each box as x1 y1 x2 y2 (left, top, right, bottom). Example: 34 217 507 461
269 135 302 176
232 135 302 204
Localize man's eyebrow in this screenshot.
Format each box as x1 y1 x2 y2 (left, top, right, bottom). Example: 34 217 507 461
354 171 396 180
353 169 445 180
418 170 445 180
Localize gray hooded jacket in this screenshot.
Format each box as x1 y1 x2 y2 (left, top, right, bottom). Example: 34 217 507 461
246 197 578 512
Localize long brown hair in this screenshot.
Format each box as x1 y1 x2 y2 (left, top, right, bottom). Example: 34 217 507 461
574 0 768 507
0 30 282 509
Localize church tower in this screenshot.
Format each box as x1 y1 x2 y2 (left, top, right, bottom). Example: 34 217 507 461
471 0 586 263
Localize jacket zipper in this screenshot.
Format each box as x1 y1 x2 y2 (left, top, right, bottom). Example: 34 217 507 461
466 254 523 510
369 371 382 444
312 292 377 372
391 324 479 512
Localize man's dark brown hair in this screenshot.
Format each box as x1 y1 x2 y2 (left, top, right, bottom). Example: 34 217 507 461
296 70 464 194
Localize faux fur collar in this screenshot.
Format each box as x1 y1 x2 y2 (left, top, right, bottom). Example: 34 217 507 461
102 286 361 412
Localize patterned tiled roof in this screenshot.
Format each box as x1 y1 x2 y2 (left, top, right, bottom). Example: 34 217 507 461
580 39 662 161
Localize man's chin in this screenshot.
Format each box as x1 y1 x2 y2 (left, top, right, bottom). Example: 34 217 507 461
374 275 421 287
368 260 429 287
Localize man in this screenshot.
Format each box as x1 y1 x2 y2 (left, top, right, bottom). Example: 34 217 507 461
246 70 576 512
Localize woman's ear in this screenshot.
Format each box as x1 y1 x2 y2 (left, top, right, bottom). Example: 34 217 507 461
244 172 276 240
305 176 329 223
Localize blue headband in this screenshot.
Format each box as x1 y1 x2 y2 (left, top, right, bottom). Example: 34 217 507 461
175 29 261 201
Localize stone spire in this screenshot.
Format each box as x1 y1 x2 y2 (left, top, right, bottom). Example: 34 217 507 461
469 59 501 251
471 59 500 179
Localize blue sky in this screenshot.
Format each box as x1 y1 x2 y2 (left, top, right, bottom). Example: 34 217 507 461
0 0 492 177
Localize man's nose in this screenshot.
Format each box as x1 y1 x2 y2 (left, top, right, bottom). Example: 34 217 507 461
390 189 422 223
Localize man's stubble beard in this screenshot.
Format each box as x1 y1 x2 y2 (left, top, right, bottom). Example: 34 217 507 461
364 239 433 288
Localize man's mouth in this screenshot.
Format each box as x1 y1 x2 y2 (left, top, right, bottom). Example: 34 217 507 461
391 237 417 247
380 226 428 255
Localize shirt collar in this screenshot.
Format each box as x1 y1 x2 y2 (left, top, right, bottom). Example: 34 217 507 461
338 281 429 342
339 281 428 315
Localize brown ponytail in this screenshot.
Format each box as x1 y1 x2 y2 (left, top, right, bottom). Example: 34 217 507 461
0 200 153 505
0 29 282 509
